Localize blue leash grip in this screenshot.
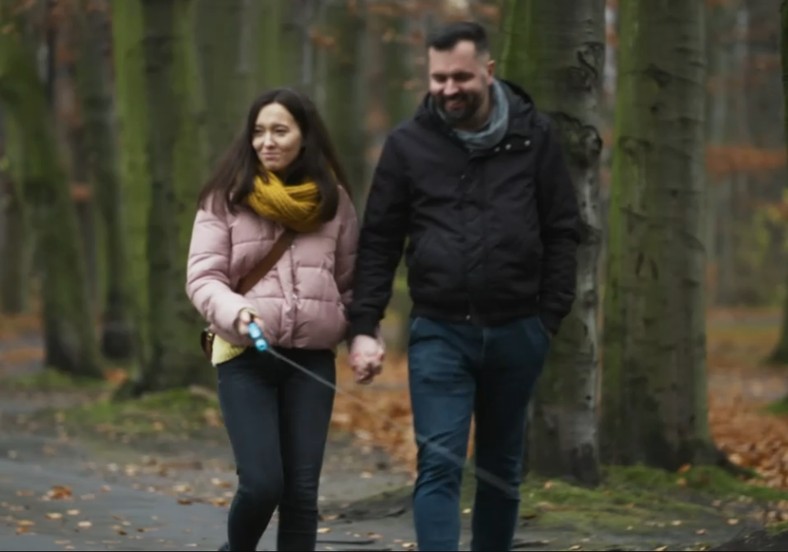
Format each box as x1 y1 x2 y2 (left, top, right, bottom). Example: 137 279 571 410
247 322 269 352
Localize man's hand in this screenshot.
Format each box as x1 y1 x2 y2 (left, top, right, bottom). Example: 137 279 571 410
234 308 265 340
349 335 384 384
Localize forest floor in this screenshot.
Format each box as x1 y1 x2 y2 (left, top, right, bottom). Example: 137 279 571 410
1 308 788 551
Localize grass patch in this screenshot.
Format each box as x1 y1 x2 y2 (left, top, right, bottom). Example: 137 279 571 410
765 396 788 415
456 464 788 537
56 387 222 440
4 367 108 392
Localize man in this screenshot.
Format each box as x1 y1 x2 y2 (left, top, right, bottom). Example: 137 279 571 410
348 21 580 551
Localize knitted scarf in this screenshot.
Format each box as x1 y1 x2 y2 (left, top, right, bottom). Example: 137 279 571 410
246 171 323 233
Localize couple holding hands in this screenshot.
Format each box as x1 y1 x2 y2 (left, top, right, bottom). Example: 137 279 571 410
186 21 579 552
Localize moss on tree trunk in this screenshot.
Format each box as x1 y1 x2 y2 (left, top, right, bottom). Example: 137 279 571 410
769 2 788 365
601 0 713 470
138 0 211 391
500 0 605 486
110 0 152 370
0 113 32 314
75 0 135 361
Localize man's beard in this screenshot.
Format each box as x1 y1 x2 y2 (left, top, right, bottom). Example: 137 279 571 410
436 91 483 125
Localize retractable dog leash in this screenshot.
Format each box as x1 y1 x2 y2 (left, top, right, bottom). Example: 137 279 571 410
246 322 520 500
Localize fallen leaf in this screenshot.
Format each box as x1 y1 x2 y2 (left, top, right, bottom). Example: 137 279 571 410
15 490 33 497
45 512 63 520
654 546 668 552
317 527 331 534
210 478 232 489
696 529 707 535
178 498 193 505
727 518 740 525
670 520 682 526
568 546 582 551
46 485 73 500
462 508 471 514
66 509 80 516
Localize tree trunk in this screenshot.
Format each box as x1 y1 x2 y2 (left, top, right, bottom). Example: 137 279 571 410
768 0 788 364
322 0 366 198
500 0 604 485
138 0 211 391
75 0 135 360
0 111 32 314
601 0 713 469
251 0 300 90
0 13 100 377
195 0 253 167
110 0 153 370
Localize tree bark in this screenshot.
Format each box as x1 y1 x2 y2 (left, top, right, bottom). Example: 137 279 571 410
110 0 152 369
601 0 714 469
323 0 366 198
500 0 604 486
75 0 135 360
0 111 32 314
195 0 253 167
0 12 100 377
768 0 788 364
138 0 211 391
251 0 300 90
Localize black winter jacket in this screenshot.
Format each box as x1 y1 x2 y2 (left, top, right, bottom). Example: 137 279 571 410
348 80 580 339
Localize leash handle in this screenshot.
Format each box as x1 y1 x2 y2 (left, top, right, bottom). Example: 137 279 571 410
247 322 269 352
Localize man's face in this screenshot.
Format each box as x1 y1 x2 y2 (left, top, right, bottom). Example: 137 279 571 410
428 40 494 126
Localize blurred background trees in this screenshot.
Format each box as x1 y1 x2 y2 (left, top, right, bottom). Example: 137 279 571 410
0 0 785 482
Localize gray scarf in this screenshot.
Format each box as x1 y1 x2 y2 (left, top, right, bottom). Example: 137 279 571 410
436 79 510 151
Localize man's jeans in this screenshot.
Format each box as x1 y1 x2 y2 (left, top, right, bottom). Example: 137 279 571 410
407 315 550 551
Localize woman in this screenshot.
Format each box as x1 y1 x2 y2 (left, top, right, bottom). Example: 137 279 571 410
186 88 358 551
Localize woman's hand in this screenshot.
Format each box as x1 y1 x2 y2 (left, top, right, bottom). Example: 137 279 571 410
234 308 265 340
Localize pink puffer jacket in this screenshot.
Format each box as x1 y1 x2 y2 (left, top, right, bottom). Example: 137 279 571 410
185 187 358 350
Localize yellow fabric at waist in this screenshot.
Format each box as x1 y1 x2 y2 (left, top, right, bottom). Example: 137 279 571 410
211 334 248 366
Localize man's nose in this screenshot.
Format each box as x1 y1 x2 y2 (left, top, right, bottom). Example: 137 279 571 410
444 79 459 96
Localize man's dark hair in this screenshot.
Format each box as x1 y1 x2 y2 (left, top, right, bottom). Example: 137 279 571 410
426 21 489 54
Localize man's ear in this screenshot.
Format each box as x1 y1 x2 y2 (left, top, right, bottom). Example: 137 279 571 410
487 59 495 78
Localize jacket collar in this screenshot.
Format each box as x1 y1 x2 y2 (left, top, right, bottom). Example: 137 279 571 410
414 78 535 138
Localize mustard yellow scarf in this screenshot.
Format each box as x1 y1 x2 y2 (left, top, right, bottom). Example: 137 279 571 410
246 171 323 233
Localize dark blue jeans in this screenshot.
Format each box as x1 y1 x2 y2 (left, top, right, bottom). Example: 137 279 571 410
408 315 549 551
217 347 335 552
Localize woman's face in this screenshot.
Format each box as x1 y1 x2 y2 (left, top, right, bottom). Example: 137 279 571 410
252 102 304 173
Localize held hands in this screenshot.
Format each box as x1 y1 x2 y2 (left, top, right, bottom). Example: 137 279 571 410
349 335 384 385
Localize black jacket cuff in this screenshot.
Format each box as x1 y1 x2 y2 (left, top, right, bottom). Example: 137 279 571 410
348 314 380 342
